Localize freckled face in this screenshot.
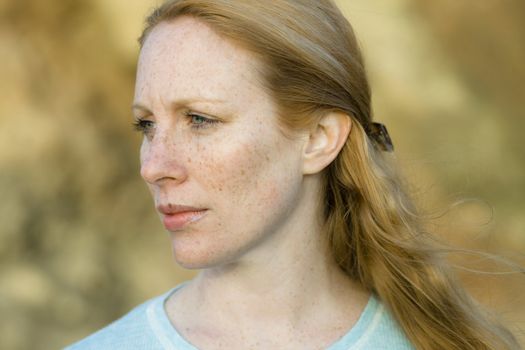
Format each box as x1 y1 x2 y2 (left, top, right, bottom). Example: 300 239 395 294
134 17 308 269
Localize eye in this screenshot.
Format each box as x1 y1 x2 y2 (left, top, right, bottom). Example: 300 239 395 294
185 111 220 130
132 118 155 135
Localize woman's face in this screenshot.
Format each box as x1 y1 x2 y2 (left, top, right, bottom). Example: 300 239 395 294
134 17 309 269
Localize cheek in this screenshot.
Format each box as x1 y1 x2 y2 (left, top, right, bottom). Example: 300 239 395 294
197 137 296 212
198 143 265 196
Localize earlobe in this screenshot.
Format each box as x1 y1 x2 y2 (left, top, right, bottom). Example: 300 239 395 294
302 112 352 175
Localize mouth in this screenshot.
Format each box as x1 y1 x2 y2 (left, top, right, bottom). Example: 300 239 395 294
157 204 208 231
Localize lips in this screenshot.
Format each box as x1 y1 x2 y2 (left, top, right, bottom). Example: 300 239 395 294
157 204 208 231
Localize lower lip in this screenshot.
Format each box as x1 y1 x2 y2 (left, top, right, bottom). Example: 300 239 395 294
162 210 208 231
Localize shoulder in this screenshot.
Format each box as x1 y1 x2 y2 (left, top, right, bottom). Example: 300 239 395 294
64 290 172 350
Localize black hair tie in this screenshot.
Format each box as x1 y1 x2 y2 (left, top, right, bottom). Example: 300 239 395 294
366 122 394 152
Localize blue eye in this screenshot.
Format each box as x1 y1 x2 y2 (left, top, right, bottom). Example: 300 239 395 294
132 118 155 135
185 111 220 129
191 114 207 125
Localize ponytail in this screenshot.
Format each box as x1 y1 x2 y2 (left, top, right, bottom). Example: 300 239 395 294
323 121 519 349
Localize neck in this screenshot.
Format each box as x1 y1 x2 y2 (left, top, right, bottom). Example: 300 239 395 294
166 175 369 333
192 250 362 323
173 218 367 328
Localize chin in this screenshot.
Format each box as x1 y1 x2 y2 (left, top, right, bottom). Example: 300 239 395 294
172 253 219 270
169 235 239 270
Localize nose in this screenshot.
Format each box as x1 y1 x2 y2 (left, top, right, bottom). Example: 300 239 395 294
140 132 188 186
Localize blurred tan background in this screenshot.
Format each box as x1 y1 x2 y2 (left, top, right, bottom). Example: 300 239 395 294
0 0 524 349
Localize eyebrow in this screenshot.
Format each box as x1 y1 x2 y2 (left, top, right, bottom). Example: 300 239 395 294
131 98 228 113
131 103 150 113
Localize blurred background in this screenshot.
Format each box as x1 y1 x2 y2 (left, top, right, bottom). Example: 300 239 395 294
0 0 524 349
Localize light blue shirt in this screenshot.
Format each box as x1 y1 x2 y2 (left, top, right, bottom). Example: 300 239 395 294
65 285 414 349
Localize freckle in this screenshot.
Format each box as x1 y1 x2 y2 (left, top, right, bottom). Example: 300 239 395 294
187 157 192 163
241 169 245 176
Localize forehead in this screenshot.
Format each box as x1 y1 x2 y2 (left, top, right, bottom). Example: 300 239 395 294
135 16 264 104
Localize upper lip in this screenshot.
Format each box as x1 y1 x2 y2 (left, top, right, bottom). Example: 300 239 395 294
157 204 207 215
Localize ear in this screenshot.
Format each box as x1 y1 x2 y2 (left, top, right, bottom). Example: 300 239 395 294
302 111 351 175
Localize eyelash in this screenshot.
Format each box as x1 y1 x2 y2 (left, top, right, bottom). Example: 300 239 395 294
132 118 154 134
132 111 219 135
184 111 220 130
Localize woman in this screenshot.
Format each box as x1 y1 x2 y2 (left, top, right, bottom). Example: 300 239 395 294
67 0 519 349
